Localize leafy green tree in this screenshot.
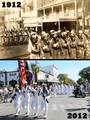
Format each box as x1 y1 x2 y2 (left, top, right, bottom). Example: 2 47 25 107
68 78 76 85
57 74 69 84
79 66 90 81
77 78 84 85
31 64 40 82
57 74 76 85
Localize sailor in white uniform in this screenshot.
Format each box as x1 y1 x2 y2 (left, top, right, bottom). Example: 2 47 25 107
41 84 50 119
61 83 64 94
31 83 40 117
10 84 21 116
22 83 32 116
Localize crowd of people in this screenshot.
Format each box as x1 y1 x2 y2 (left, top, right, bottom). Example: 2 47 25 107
2 27 90 59
0 82 74 118
6 82 74 118
0 86 13 103
2 28 29 46
28 29 90 59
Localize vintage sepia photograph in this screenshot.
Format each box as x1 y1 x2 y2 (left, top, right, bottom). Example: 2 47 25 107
0 60 90 120
0 0 90 59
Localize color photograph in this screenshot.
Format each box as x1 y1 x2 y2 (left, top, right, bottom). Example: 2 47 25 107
0 60 90 120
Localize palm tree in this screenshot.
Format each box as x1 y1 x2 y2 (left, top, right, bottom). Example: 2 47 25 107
31 63 40 83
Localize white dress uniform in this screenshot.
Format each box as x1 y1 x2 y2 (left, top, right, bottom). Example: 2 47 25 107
58 85 62 94
80 85 84 93
22 85 31 115
12 89 21 115
63 84 66 94
61 84 64 94
41 87 50 118
31 87 39 116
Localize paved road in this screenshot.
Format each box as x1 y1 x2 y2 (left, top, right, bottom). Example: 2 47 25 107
0 94 90 120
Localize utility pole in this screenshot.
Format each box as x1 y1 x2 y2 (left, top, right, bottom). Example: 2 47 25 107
82 0 85 32
5 71 7 86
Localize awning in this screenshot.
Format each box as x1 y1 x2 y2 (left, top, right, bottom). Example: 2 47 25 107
24 23 42 27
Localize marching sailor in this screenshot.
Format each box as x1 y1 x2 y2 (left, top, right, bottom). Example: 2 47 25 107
21 82 32 116
31 83 39 117
10 84 21 116
41 84 50 119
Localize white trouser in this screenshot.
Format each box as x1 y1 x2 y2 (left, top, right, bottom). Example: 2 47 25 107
14 101 21 114
25 96 30 113
22 96 26 110
31 95 39 114
41 98 48 116
26 100 30 113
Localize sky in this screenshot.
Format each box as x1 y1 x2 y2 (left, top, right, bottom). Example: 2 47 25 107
0 60 90 81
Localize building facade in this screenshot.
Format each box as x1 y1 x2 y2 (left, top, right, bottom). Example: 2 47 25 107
0 71 19 86
37 0 90 31
0 0 90 32
38 65 59 83
0 64 59 86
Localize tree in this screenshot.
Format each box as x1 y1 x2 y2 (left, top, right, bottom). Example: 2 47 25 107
79 66 90 81
77 78 84 85
57 74 76 85
57 74 69 84
31 64 40 82
68 78 76 85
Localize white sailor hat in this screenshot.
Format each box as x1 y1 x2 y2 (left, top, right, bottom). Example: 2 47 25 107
62 32 67 36
31 32 36 35
42 31 46 35
79 30 83 34
71 29 75 34
50 30 54 33
85 29 89 33
54 31 58 34
66 30 69 33
33 82 37 85
15 84 19 87
42 83 47 86
57 30 61 33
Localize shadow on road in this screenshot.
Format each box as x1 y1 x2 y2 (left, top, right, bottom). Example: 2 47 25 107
87 108 90 112
65 108 86 112
0 114 46 120
0 114 35 120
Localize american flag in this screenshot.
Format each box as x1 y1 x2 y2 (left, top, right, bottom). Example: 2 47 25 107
18 60 27 88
